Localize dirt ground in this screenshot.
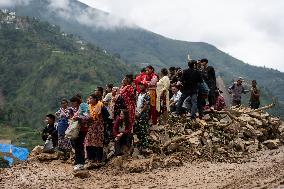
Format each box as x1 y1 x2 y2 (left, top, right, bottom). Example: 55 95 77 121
1 146 284 189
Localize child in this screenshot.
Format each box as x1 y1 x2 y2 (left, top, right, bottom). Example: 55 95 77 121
42 114 58 149
55 99 72 158
215 89 226 111
113 110 133 156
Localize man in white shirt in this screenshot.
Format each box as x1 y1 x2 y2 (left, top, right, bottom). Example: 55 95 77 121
169 85 182 113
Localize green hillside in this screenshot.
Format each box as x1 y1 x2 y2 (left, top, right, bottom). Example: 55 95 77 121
13 0 284 106
0 11 133 148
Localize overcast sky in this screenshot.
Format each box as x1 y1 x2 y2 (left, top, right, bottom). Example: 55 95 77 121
78 0 284 72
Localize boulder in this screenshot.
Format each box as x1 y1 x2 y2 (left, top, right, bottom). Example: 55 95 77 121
123 159 149 173
239 114 253 123
149 132 159 142
234 138 245 151
278 124 284 133
188 137 201 146
163 156 183 167
167 143 179 153
132 148 141 159
108 156 124 168
29 145 44 159
203 114 211 121
247 141 259 153
36 152 59 162
263 139 281 149
73 170 90 179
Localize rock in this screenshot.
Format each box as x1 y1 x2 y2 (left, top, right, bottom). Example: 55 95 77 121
217 147 227 154
137 155 146 159
234 138 245 151
280 133 284 143
73 170 90 179
212 136 221 143
188 137 201 146
108 156 124 168
249 112 261 118
239 114 253 123
149 132 159 142
278 124 284 133
213 117 219 122
269 117 281 126
167 143 179 153
124 159 149 173
163 156 183 167
194 150 202 156
220 115 232 124
190 130 203 137
150 125 165 132
261 112 270 119
247 141 259 153
263 139 281 149
31 145 43 155
254 118 263 127
184 129 193 135
243 124 258 138
203 114 211 121
36 153 59 162
132 148 141 159
133 135 139 144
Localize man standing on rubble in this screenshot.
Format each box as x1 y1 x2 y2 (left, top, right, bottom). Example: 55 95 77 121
176 60 202 119
200 58 217 108
249 80 260 109
228 77 248 106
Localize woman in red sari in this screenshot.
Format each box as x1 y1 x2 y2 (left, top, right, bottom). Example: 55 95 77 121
119 75 136 131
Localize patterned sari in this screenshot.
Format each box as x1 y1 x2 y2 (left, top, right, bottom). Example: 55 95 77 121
84 101 104 148
120 85 136 130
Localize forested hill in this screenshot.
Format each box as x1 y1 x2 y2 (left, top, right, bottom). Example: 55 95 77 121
14 0 284 106
0 10 133 148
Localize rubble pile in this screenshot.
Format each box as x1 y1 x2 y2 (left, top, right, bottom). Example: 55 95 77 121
147 104 283 161
115 104 282 172
29 103 284 173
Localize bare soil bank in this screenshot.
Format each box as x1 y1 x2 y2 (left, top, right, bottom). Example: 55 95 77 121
1 147 284 189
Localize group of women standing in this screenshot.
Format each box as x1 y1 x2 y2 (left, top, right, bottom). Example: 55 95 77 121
45 66 171 171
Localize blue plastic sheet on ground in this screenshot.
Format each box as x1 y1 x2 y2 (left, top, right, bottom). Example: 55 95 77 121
12 146 29 161
4 156 13 166
0 144 12 153
0 144 29 164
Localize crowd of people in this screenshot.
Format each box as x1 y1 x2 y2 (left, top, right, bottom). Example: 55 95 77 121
41 58 261 171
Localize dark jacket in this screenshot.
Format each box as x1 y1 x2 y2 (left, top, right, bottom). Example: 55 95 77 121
41 124 58 147
181 68 203 94
202 66 216 88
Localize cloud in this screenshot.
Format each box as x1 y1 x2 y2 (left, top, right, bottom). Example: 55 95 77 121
45 0 135 29
79 0 284 72
0 0 31 7
1 0 135 29
75 7 136 29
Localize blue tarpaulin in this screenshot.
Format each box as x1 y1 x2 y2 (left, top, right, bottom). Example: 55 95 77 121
0 144 29 165
4 156 13 166
12 146 29 161
0 144 12 153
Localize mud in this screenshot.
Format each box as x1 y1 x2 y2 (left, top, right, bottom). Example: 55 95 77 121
1 146 284 189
